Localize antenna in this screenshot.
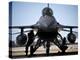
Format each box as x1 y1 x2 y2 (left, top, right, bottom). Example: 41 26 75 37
48 3 49 8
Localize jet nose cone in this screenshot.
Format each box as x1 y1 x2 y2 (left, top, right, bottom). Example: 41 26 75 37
42 7 53 16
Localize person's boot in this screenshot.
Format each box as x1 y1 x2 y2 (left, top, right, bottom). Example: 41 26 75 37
25 47 28 56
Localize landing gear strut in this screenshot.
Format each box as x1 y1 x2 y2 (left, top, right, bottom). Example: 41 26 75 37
46 41 50 56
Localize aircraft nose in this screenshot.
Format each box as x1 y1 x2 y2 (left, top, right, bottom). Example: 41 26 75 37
42 7 53 16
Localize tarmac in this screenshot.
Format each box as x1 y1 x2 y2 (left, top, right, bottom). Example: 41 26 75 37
9 43 78 58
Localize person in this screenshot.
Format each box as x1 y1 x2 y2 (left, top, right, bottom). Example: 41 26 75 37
25 30 34 56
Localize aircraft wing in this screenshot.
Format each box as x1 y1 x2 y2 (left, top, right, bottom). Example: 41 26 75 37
60 25 78 28
9 25 38 35
59 25 78 38
9 25 35 29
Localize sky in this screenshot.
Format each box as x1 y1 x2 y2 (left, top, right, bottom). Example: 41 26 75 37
10 1 78 41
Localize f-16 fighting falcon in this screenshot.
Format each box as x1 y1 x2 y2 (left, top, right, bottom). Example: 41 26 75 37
9 4 78 56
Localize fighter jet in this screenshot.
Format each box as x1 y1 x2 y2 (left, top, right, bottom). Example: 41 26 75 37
9 4 78 56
